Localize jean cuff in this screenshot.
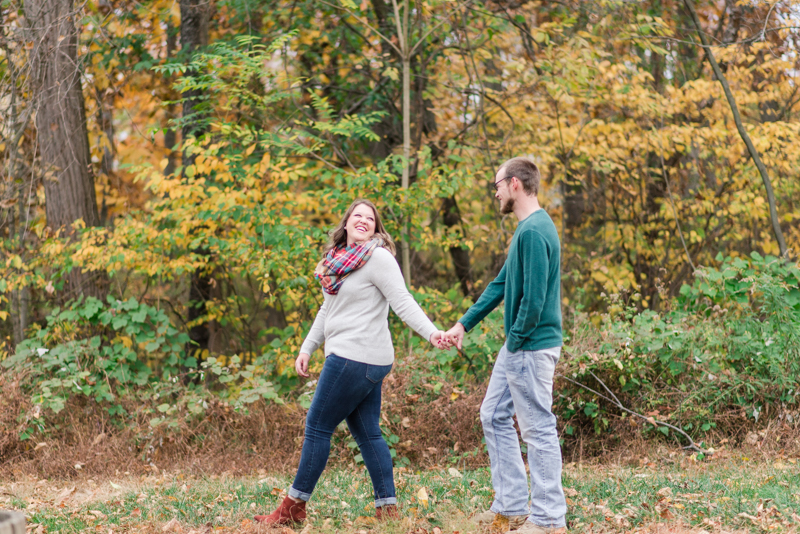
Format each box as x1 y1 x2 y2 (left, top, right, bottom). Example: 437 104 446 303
288 486 312 502
528 518 567 529
490 505 529 517
374 496 397 508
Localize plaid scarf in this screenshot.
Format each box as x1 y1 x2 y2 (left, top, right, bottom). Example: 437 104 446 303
315 237 384 295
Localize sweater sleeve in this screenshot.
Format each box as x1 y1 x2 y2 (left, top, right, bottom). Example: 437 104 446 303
369 248 439 342
300 298 328 355
506 230 548 353
458 264 506 332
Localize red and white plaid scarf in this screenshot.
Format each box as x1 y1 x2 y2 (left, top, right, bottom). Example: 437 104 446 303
314 238 384 295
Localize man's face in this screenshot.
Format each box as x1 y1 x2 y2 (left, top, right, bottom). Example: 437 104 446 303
494 168 515 215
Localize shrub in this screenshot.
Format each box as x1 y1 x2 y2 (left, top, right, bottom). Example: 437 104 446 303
559 253 800 442
2 296 282 441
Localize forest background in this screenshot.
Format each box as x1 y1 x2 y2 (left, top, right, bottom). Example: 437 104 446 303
1 0 800 476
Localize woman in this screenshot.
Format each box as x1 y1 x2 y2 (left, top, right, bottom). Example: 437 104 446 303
255 199 446 526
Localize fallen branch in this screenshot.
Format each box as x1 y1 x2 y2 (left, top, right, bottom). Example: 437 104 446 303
557 371 711 455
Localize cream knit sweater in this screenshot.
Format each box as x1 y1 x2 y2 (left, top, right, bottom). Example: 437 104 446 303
299 247 438 365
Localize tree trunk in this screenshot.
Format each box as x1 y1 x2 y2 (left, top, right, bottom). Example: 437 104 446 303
180 0 212 363
25 0 107 300
441 197 473 296
1 24 31 345
95 86 116 225
400 51 411 286
164 23 179 177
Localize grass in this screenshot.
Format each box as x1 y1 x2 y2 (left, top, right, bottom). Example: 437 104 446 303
3 456 800 534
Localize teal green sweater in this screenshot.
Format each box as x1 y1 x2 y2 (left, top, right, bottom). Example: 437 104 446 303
459 209 562 352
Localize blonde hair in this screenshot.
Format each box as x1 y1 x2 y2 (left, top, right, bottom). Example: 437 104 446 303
323 199 396 256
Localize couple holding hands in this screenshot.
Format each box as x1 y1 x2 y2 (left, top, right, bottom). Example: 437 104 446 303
255 157 566 534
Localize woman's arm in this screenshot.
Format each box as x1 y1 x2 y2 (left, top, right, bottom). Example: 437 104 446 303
370 249 439 343
299 299 328 356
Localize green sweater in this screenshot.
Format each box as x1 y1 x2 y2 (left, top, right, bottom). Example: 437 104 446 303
459 209 562 353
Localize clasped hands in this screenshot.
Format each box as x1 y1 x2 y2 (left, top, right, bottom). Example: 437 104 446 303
296 323 466 378
429 322 465 351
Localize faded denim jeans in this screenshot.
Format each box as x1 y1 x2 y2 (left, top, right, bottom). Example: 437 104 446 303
480 344 566 528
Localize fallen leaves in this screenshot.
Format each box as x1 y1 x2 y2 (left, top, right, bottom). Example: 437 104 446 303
656 487 673 498
162 518 182 533
55 486 76 505
416 487 429 508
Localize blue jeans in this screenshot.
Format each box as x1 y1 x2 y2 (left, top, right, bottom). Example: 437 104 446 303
480 345 566 528
289 354 396 507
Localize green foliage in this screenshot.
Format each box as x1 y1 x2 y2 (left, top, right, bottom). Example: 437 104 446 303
4 0 800 457
561 254 800 439
5 296 187 417
2 296 284 440
2 34 469 442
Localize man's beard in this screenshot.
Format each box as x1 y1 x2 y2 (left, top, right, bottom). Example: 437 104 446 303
500 196 515 214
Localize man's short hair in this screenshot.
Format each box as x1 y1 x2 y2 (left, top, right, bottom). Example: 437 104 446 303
499 157 540 196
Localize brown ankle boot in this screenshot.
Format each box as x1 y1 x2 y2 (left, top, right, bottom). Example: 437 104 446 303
375 504 400 520
254 495 307 525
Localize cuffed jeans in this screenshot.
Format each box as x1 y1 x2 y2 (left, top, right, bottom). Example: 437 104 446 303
480 345 566 528
289 354 396 507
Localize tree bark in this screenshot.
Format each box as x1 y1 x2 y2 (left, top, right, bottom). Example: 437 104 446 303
180 0 212 362
164 23 179 177
25 0 107 300
180 0 209 147
95 85 116 225
441 197 473 296
1 23 31 345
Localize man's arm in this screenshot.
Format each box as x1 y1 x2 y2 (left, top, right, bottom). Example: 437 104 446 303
506 230 549 353
458 264 507 332
444 265 506 349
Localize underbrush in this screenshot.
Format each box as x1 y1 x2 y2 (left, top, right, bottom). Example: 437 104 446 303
557 253 800 453
2 254 799 477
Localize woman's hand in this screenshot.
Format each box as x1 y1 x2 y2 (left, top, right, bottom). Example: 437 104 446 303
296 352 311 377
429 330 451 349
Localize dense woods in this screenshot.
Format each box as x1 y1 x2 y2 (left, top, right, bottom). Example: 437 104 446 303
1 0 799 463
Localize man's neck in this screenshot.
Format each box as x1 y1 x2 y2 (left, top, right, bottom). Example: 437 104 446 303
513 195 541 221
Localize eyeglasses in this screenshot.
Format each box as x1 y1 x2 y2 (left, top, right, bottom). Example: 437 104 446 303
492 176 513 191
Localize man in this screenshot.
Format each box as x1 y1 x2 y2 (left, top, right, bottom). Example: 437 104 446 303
445 157 566 534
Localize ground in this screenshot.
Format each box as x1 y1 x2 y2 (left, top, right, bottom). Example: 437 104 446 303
2 451 799 534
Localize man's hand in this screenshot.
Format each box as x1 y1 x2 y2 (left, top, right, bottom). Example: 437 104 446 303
295 352 311 377
430 330 451 349
444 322 466 350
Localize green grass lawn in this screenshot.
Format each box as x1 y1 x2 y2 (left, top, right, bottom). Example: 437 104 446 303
4 456 800 534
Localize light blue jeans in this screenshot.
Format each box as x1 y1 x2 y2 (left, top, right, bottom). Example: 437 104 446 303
480 345 566 528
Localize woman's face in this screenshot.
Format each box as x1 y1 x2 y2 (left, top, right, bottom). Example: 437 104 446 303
345 203 377 245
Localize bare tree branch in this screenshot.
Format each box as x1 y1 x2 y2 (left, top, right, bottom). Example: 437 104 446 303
683 0 789 259
558 371 711 454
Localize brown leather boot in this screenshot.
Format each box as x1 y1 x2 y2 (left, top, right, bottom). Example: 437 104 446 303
254 495 307 526
375 504 400 520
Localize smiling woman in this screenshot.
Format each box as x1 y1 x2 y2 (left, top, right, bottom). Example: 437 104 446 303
323 199 396 256
254 199 448 527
